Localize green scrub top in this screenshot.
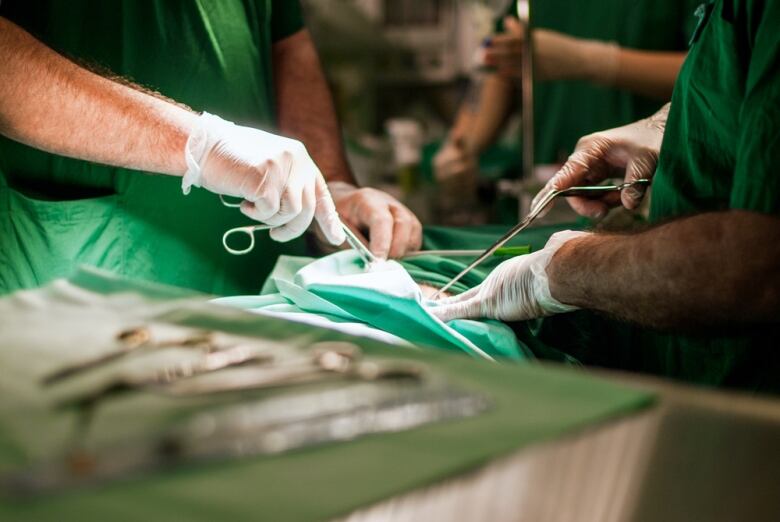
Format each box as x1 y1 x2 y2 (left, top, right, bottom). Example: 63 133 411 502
542 0 780 394
500 0 700 164
0 0 308 296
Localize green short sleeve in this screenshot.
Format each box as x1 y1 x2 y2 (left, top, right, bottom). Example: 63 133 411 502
270 0 305 42
729 1 780 214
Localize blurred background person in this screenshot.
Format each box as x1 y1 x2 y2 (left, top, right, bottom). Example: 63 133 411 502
434 0 699 224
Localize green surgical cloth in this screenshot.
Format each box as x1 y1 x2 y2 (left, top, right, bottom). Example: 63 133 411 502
216 251 531 361
0 1 307 296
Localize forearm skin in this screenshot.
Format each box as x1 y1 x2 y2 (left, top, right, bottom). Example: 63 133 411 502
549 211 780 330
272 30 355 184
596 49 686 100
452 74 514 154
0 16 197 176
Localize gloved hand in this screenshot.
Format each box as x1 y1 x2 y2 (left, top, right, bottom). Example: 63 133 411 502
430 231 588 322
532 107 669 219
182 112 345 245
433 137 478 182
328 181 422 259
483 17 620 83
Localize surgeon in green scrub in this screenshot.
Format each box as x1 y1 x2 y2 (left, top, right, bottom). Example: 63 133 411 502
0 1 422 296
434 0 699 188
433 0 780 394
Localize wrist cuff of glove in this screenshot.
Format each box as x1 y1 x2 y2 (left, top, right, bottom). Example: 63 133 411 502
182 112 232 195
531 261 579 315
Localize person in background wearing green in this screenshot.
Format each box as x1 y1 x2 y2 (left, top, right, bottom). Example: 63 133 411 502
0 1 422 296
432 0 780 394
434 0 698 192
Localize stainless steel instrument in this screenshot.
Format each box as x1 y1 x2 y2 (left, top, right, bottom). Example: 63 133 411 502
431 179 652 299
220 195 377 266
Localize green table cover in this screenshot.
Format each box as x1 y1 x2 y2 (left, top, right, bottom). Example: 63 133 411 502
0 264 652 521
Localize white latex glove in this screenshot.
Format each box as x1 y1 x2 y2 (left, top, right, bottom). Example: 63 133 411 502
431 231 588 322
484 17 620 83
433 137 478 182
182 112 345 245
532 106 669 219
328 181 422 259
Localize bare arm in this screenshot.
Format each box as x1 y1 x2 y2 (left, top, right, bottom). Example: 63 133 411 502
272 29 354 184
271 28 422 257
603 49 686 100
450 74 514 155
488 20 685 101
0 16 197 175
548 211 780 330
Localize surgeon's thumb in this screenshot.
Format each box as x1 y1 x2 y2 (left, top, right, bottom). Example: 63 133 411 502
621 159 651 210
313 175 346 246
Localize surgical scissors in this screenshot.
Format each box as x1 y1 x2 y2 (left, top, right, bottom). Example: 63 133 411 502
220 195 273 255
220 195 378 266
431 178 652 299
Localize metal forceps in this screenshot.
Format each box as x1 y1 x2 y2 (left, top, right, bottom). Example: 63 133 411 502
220 195 378 266
431 179 652 299
341 222 378 267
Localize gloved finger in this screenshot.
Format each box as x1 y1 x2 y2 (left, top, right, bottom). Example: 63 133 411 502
269 179 315 242
243 160 284 222
536 146 609 218
312 174 346 246
434 284 480 305
566 196 610 219
343 222 370 252
363 204 394 260
261 184 304 228
263 168 305 226
409 213 423 253
430 296 483 322
621 157 654 209
530 154 589 214
240 197 282 225
565 183 622 216
600 191 622 208
529 182 558 218
388 206 416 259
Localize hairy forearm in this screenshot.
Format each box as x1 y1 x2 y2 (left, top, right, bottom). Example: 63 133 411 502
549 211 780 330
0 17 197 175
452 75 514 154
604 50 685 100
272 30 354 184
